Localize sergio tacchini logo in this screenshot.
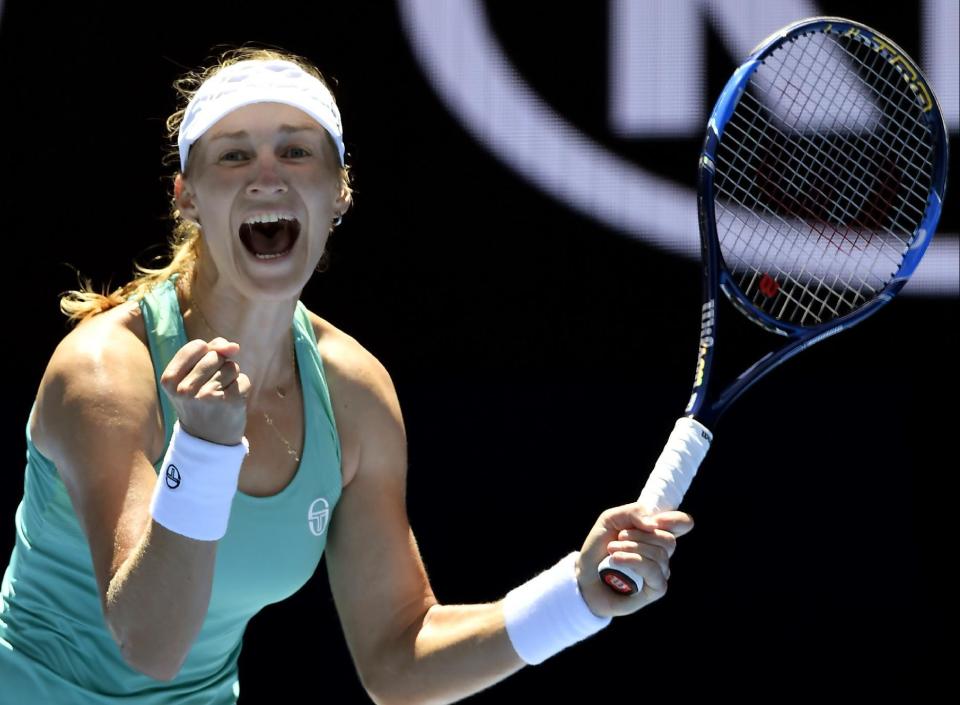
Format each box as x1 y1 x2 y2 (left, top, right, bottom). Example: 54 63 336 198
308 497 330 536
165 463 182 489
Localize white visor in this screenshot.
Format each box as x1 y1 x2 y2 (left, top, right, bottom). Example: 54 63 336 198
178 59 345 173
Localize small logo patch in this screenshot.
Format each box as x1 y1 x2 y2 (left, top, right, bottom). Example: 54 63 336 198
165 464 181 489
308 498 330 536
759 273 780 298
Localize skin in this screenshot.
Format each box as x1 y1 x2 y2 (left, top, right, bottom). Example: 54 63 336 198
174 101 348 410
33 99 693 702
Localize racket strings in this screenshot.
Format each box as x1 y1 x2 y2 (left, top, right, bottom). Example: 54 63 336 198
721 33 930 323
730 36 917 313
713 28 935 327
727 77 929 247
783 32 934 232
721 94 908 319
718 106 886 322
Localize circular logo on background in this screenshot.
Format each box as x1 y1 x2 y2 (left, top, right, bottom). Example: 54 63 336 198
165 464 182 489
396 0 958 296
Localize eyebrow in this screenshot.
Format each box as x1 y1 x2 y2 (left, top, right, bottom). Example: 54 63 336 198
207 124 323 143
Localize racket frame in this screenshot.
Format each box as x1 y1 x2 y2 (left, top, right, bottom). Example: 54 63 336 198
687 16 949 430
599 16 948 598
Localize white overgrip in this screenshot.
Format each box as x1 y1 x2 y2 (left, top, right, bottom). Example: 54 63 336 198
638 416 712 513
598 417 713 594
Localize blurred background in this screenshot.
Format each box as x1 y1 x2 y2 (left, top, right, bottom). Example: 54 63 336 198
0 0 955 701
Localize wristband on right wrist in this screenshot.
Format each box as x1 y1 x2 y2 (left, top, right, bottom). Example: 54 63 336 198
502 551 612 665
149 421 249 541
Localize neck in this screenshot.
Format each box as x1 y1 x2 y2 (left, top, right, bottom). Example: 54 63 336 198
176 268 299 401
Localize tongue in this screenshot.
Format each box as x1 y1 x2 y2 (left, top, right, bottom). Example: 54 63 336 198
240 221 295 256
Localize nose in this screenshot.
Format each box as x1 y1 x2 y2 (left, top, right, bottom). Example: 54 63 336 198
245 155 288 196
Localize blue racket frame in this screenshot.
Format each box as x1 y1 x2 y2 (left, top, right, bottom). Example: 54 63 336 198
686 17 949 429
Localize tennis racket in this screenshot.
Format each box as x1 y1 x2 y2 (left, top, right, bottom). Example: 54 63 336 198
598 16 949 596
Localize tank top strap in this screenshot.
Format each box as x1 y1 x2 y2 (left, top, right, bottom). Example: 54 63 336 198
138 275 187 454
293 301 342 469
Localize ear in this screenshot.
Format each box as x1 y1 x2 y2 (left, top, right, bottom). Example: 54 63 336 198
333 187 350 218
174 174 201 226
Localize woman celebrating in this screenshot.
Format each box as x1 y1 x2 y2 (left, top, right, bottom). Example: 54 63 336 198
0 46 692 703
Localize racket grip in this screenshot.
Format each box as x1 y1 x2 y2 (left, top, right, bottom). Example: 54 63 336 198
598 417 712 596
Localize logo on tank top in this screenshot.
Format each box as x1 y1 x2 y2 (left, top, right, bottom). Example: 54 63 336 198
165 464 182 489
308 497 330 536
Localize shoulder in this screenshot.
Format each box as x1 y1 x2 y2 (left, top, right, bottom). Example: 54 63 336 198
304 309 406 488
306 309 396 393
31 301 162 462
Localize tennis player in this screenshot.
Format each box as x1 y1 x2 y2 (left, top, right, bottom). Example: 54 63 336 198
0 46 693 703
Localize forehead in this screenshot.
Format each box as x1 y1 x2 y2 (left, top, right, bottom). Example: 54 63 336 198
203 102 326 141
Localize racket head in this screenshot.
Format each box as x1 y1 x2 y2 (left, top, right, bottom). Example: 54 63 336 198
688 16 949 423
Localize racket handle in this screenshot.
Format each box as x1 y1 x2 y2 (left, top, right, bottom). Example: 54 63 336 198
598 417 712 596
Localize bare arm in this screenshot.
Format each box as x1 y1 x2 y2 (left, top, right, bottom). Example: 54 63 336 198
106 528 217 681
324 337 693 705
324 342 526 705
34 320 218 681
384 601 525 705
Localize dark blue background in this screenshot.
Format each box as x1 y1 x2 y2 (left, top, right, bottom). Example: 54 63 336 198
0 1 953 701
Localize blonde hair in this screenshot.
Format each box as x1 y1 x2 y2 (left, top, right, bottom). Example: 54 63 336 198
60 44 354 326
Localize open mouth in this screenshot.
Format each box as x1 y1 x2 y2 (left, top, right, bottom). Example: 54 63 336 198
239 219 301 260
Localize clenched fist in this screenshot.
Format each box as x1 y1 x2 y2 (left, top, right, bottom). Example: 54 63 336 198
576 503 694 617
159 337 251 446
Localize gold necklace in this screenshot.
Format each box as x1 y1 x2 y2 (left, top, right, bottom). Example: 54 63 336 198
183 283 301 463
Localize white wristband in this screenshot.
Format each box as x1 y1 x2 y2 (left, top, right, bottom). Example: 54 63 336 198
149 421 249 541
502 552 612 665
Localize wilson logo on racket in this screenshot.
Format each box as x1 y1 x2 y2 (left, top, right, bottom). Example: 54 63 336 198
841 27 934 112
693 300 716 388
698 300 715 348
759 274 780 298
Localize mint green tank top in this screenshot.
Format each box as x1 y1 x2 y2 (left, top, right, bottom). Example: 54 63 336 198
0 277 343 703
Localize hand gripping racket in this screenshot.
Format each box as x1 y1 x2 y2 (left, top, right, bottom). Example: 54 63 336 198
598 16 949 596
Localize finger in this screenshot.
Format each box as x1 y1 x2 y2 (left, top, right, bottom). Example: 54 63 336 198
599 503 662 534
600 504 690 549
607 551 668 593
198 361 240 397
604 502 694 532
161 339 216 390
617 528 678 557
606 540 670 578
207 336 240 357
646 511 695 536
213 360 241 389
178 350 229 395
177 350 233 396
161 338 241 392
607 540 669 563
222 372 252 400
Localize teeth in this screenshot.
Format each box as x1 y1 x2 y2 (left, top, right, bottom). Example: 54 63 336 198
243 211 299 225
